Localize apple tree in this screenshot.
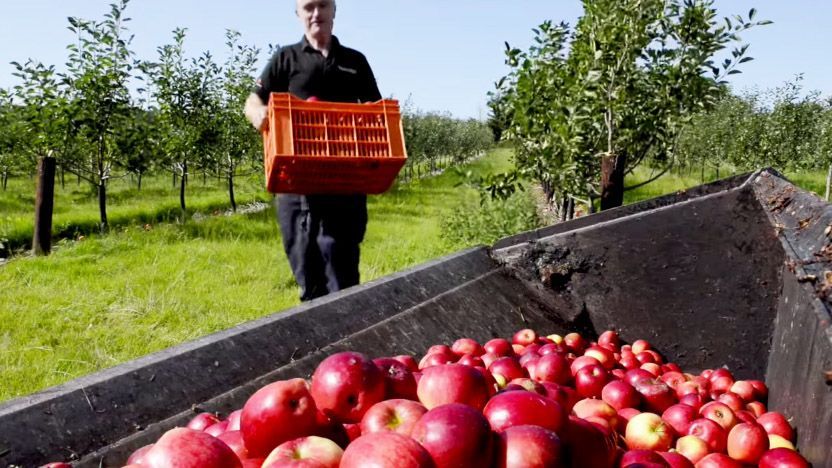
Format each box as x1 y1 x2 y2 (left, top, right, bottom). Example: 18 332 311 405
494 0 769 213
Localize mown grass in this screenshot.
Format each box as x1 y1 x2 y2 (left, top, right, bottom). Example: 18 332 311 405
0 147 541 401
623 166 828 204
0 172 271 253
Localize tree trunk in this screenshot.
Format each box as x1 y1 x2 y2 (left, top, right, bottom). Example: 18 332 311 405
228 166 237 213
560 195 569 222
98 180 108 232
600 152 627 211
179 160 187 218
567 197 575 220
32 157 56 256
137 172 143 191
825 163 832 202
2 170 8 191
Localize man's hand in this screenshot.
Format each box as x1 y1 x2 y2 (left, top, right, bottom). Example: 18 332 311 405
244 93 268 131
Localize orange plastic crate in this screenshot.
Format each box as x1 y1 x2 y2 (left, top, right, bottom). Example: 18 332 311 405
262 93 408 194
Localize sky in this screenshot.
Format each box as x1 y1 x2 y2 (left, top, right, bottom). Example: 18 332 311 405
1 1 830 119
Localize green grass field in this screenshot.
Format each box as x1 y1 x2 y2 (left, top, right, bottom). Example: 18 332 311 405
0 171 271 253
0 148 539 401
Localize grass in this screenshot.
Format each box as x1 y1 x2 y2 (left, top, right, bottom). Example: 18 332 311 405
623 166 829 204
0 171 271 253
0 147 541 401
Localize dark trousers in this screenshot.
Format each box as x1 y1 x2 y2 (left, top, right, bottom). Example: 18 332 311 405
275 193 368 301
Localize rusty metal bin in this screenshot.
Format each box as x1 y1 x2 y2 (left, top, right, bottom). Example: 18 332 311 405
0 169 829 466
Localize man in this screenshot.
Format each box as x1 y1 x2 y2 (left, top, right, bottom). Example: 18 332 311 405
244 0 381 301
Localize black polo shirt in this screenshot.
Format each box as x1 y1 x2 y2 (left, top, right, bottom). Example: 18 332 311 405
254 35 381 104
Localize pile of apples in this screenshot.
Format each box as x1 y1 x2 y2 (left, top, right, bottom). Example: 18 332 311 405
43 329 810 467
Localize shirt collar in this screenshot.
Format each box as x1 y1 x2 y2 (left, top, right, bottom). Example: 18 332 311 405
301 35 340 55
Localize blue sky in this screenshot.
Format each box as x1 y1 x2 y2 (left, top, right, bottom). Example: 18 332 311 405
1 1 830 119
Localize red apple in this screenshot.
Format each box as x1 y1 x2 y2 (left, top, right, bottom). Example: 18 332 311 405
636 351 657 365
419 351 456 369
727 422 769 463
540 382 580 413
343 423 361 443
563 333 587 354
633 378 677 413
728 381 755 402
205 420 229 437
571 355 602 375
746 401 767 418
662 403 698 435
144 428 242 468
241 459 265 468
660 371 687 390
217 430 249 461
417 364 490 410
640 362 662 377
456 354 485 367
620 449 668 467
226 409 243 431
410 403 494 468
481 352 500 369
758 448 810 468
756 412 794 442
484 338 514 357
262 435 343 468
561 415 618 468
602 380 641 411
625 369 657 387
716 392 744 413
584 346 615 370
505 377 546 395
126 444 153 465
573 398 619 428
242 378 319 458
531 352 571 385
768 434 795 450
575 364 609 399
483 390 566 433
187 412 221 432
488 356 526 382
675 435 709 464
679 393 705 412
700 402 737 431
631 339 651 354
687 418 727 454
340 432 433 468
625 412 674 451
735 410 758 425
373 357 418 400
393 355 419 372
451 338 484 357
695 453 743 468
748 380 769 401
493 425 562 468
620 355 641 371
512 328 537 346
311 351 386 424
598 330 621 351
659 451 695 468
538 343 568 355
359 399 427 436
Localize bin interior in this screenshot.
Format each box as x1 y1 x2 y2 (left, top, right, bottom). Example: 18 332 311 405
0 170 830 467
